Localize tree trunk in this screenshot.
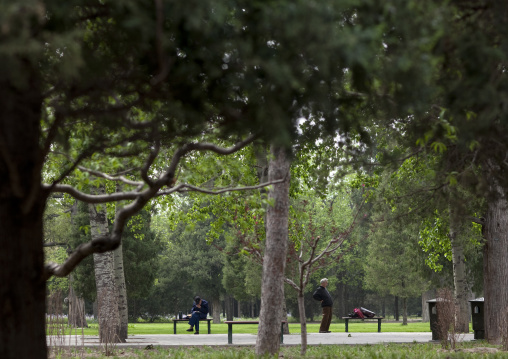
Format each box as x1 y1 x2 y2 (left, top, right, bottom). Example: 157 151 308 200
483 182 508 344
114 244 128 342
449 209 470 333
255 146 291 356
297 292 308 355
394 296 399 321
0 88 47 358
402 297 408 325
212 297 221 323
422 289 435 322
88 190 121 343
0 197 46 359
113 183 128 342
68 274 88 328
339 283 347 318
226 295 234 321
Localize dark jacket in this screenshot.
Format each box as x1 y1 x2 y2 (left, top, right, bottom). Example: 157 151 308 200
191 299 209 319
313 286 333 307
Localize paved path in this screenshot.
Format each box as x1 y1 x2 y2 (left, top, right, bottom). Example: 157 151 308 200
48 332 475 348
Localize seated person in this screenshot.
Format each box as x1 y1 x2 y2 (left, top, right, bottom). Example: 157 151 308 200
186 296 208 334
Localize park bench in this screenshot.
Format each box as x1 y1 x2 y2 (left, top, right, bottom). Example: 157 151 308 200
172 318 212 334
341 316 384 333
223 320 287 344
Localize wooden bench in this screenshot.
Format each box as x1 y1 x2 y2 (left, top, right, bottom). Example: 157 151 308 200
341 317 384 333
172 318 212 334
224 320 287 344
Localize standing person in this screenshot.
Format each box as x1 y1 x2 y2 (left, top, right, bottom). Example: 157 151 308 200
313 278 333 333
186 296 209 335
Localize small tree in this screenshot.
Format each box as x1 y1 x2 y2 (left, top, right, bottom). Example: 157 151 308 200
228 185 367 355
284 189 367 355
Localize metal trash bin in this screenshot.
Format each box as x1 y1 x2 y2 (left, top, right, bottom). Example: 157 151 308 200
469 297 485 340
427 298 446 340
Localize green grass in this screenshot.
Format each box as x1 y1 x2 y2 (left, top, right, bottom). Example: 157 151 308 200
54 321 436 336
49 342 508 359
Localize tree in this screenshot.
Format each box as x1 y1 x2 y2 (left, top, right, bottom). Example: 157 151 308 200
0 0 445 357
284 187 366 355
88 185 121 343
254 146 291 355
155 215 226 321
364 218 428 325
123 210 162 321
414 0 508 343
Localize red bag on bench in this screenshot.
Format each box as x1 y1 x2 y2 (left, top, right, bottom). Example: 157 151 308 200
353 308 365 319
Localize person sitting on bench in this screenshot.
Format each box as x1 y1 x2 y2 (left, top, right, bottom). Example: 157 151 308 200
186 295 208 335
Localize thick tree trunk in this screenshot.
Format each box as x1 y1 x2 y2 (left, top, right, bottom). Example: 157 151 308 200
0 199 47 359
449 209 470 333
422 289 435 322
89 190 121 343
0 86 47 358
483 182 508 344
212 297 221 323
68 274 88 328
255 146 290 356
114 244 128 342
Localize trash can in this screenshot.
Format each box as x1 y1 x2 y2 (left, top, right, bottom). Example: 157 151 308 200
427 298 446 341
469 297 484 340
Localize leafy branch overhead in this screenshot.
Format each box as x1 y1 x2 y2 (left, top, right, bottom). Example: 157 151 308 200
43 134 287 280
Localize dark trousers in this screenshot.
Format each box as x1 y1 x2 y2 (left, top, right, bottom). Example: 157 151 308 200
188 312 206 331
319 306 332 332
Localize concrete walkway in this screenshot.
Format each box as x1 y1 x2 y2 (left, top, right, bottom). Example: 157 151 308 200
48 332 476 348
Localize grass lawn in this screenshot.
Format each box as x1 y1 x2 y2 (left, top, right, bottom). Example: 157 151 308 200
49 342 507 359
57 320 437 336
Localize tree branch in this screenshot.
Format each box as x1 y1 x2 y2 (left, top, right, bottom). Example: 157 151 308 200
469 216 485 225
140 132 160 186
77 166 144 188
44 135 260 279
156 179 285 196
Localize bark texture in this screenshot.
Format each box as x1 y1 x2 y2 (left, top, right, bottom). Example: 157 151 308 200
255 146 290 356
402 297 408 325
212 297 221 323
0 79 47 358
114 244 128 342
114 185 128 341
89 190 121 343
449 210 470 333
483 182 508 344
